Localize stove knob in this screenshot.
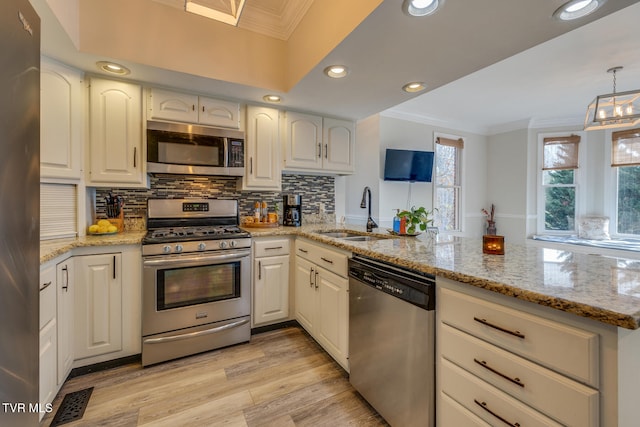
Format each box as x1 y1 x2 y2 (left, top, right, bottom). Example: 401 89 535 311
175 244 183 253
163 245 172 254
229 240 237 248
219 241 228 249
198 242 207 251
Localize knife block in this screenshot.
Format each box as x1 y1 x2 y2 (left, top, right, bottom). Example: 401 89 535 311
107 210 124 232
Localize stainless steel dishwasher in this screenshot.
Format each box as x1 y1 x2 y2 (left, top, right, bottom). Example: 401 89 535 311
349 255 435 427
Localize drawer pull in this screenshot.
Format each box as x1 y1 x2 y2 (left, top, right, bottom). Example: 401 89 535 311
474 399 521 427
473 317 525 339
40 281 52 292
474 358 524 388
320 257 334 264
265 246 283 250
298 248 308 254
310 267 314 287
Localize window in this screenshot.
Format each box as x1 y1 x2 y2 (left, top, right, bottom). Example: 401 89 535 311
434 135 463 232
612 128 640 236
538 134 581 233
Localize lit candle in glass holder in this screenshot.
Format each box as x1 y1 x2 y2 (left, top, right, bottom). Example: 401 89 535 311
483 235 505 255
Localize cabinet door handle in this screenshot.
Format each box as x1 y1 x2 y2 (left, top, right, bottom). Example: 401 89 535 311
250 157 253 174
324 143 328 159
202 105 205 113
309 267 314 287
320 257 333 264
474 399 521 427
40 281 52 292
258 260 262 280
265 246 283 250
192 104 195 111
133 147 137 168
473 317 525 339
298 248 308 254
474 358 524 388
314 271 319 289
113 255 116 279
62 265 69 291
317 142 321 158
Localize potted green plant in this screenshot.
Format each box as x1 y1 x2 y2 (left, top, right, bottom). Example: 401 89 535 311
398 206 436 235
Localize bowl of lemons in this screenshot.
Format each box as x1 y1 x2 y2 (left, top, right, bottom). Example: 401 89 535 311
88 219 118 235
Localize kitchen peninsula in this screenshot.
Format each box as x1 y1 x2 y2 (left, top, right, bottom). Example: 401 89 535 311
40 226 640 425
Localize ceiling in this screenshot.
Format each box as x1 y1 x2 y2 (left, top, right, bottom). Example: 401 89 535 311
33 0 640 135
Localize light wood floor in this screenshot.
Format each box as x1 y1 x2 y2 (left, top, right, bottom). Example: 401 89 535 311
41 326 388 427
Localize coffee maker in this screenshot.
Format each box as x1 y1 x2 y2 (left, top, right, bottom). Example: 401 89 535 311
283 195 302 227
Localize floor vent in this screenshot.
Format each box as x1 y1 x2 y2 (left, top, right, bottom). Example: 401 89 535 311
50 387 94 426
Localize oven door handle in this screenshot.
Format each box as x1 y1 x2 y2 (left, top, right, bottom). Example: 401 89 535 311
143 318 250 344
143 249 250 267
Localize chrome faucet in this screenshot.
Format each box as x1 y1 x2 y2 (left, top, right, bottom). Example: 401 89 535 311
360 186 378 232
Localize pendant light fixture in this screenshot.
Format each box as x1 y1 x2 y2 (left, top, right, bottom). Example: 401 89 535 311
584 66 640 131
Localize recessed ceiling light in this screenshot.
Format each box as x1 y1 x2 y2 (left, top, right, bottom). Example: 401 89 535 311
402 82 427 93
553 0 606 21
402 0 443 17
323 65 349 79
96 61 130 75
263 94 282 103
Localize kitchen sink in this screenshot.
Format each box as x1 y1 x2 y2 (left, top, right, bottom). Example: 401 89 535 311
316 231 362 238
315 230 389 242
340 235 385 242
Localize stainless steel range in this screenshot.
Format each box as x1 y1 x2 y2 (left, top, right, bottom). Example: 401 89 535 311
141 198 251 366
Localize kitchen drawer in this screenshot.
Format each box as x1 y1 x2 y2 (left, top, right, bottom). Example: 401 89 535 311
40 264 56 329
254 238 290 257
440 358 563 427
439 287 599 386
441 323 599 426
295 238 349 278
438 391 491 427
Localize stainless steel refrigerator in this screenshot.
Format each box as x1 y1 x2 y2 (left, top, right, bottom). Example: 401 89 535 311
0 1 40 426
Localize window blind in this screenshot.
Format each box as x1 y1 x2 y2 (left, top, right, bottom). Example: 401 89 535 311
436 136 464 149
40 183 77 240
542 135 580 170
611 128 640 167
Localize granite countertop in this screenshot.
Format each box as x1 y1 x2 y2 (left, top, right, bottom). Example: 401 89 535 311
42 224 640 330
40 231 146 264
245 224 640 330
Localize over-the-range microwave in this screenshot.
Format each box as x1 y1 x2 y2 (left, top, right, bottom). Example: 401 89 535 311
146 121 245 176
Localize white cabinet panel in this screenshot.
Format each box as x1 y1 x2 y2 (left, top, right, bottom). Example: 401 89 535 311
74 253 122 359
283 112 323 170
148 88 240 129
56 260 74 386
254 255 289 325
244 106 281 190
323 118 354 173
199 96 240 128
88 78 145 186
40 59 82 180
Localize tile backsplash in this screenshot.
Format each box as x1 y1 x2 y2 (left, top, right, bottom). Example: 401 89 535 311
95 173 335 228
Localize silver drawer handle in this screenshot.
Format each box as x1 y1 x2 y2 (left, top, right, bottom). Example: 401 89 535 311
473 317 525 339
144 318 249 344
265 246 283 250
298 248 308 253
320 257 334 264
39 281 52 292
474 399 521 427
474 358 524 388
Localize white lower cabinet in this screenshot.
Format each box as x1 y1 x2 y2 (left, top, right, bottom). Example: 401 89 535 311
56 260 74 386
39 264 57 421
294 238 349 370
74 253 123 359
253 238 290 326
437 277 600 427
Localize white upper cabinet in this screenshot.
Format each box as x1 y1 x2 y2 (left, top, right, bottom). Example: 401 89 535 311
147 87 240 129
243 106 281 191
40 58 83 181
283 111 355 174
283 111 323 171
87 77 146 187
323 117 355 173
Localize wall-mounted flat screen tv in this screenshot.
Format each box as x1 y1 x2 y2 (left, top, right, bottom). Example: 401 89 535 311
383 149 434 182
